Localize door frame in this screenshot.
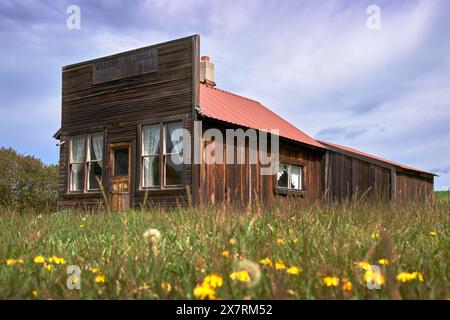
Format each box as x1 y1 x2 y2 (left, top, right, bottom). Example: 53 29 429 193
108 141 133 211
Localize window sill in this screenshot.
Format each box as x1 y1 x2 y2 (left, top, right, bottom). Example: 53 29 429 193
64 191 103 197
138 185 186 192
274 187 306 197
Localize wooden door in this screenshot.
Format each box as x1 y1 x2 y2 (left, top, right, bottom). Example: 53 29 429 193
108 142 132 211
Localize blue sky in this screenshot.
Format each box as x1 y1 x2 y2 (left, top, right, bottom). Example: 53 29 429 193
1 0 449 189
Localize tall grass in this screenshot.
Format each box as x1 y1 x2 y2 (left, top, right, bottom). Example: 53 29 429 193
0 198 448 300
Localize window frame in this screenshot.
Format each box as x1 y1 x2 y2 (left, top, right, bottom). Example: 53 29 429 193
67 132 104 194
276 162 304 191
140 119 185 190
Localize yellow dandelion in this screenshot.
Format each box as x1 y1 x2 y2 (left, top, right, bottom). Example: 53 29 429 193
90 267 100 274
80 224 84 228
230 271 251 283
286 266 301 275
229 238 237 246
275 261 286 270
342 279 353 292
364 269 385 286
276 238 285 246
396 272 424 283
371 232 380 240
16 259 24 264
259 258 273 267
292 238 299 244
32 290 38 298
203 273 223 289
220 250 230 258
45 264 53 273
356 261 371 270
193 284 216 300
429 231 438 236
95 274 106 283
322 276 340 287
161 282 172 292
34 256 45 264
378 258 389 265
6 259 17 266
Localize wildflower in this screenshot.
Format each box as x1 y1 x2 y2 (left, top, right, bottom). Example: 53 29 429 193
95 274 106 283
364 269 385 286
71 276 80 286
236 259 262 288
230 271 251 283
161 282 172 292
48 256 66 265
429 231 438 236
203 274 223 289
276 238 285 246
6 259 17 266
275 261 286 270
292 238 299 244
371 232 380 240
378 258 389 265
143 228 161 244
193 284 217 300
45 264 53 273
322 276 340 287
229 238 237 246
396 272 424 283
259 258 273 267
342 278 353 292
89 267 100 274
220 250 230 258
286 266 301 275
356 261 371 270
80 224 84 228
34 256 45 264
32 290 38 298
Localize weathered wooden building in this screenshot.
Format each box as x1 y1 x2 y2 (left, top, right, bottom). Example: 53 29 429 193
54 35 435 210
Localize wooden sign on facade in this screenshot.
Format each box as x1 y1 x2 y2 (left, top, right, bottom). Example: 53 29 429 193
92 49 158 84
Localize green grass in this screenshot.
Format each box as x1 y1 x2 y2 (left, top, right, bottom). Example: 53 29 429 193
0 199 448 300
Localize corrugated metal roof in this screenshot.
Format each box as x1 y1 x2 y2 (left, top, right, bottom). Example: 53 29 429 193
198 84 325 149
320 140 435 176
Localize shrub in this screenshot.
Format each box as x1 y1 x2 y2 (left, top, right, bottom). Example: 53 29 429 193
0 148 58 212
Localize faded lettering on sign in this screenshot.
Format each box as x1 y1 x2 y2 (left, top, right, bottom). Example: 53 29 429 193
92 49 158 84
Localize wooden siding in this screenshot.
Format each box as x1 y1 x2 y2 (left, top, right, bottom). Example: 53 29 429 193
57 35 199 209
326 151 391 201
396 171 434 202
199 119 324 205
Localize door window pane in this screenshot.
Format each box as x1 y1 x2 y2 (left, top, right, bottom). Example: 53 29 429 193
165 155 183 186
143 156 160 187
114 148 129 177
277 163 289 188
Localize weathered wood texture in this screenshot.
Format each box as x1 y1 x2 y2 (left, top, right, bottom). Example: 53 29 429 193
198 119 324 205
57 35 199 209
395 171 434 202
326 151 391 201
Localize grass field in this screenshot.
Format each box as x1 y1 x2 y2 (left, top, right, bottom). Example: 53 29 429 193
0 197 448 300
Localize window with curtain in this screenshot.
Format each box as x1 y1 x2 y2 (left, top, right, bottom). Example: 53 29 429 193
87 133 103 190
277 163 303 190
142 124 161 187
164 122 183 186
69 132 103 192
69 135 86 192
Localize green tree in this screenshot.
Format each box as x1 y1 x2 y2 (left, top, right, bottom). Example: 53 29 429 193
0 148 58 212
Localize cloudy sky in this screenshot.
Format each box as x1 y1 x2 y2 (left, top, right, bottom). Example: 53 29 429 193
1 0 449 189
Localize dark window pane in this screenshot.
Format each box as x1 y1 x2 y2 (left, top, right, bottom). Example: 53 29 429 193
88 162 102 190
114 148 129 177
143 156 160 187
277 163 289 188
165 155 183 186
164 122 183 154
70 163 84 191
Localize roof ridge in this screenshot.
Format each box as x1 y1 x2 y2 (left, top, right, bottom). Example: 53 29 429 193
201 83 261 104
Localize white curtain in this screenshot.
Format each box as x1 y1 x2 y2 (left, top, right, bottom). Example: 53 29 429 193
143 125 160 186
91 133 103 167
291 166 300 190
70 135 85 191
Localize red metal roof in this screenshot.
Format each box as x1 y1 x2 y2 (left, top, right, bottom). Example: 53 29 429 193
198 84 324 149
320 140 435 176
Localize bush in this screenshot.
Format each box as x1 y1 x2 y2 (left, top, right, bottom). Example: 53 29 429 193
0 148 58 212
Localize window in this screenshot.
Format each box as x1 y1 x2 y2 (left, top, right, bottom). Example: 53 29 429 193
141 121 184 188
87 133 103 190
277 163 303 190
69 132 104 192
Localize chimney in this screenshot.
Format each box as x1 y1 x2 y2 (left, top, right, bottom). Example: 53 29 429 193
200 56 215 86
